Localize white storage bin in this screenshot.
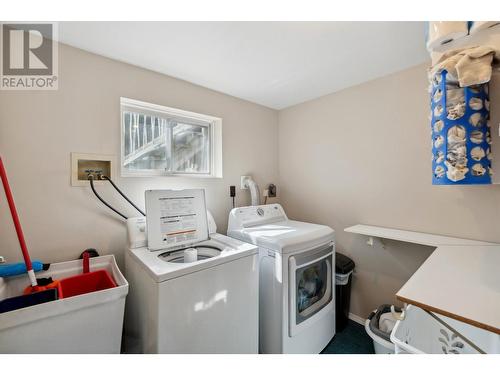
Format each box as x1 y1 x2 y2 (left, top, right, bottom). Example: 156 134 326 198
390 305 500 354
0 255 128 353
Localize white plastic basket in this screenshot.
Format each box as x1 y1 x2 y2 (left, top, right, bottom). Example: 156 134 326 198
365 318 396 354
0 255 128 353
390 305 500 354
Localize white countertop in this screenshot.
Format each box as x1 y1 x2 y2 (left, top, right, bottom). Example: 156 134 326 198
396 245 500 334
345 224 500 334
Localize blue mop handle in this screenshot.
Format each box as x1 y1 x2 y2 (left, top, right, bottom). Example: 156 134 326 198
0 261 45 278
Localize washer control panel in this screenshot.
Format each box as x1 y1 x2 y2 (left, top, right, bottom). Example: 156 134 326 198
229 204 287 228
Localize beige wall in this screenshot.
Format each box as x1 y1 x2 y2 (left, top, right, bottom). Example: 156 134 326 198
278 62 500 318
2 44 500 321
0 43 279 266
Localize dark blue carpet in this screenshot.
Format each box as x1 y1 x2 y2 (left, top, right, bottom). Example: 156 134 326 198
321 320 375 354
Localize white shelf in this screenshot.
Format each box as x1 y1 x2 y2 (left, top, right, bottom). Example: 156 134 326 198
344 224 496 248
397 245 500 334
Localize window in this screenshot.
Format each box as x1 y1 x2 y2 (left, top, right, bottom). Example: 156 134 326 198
120 98 222 177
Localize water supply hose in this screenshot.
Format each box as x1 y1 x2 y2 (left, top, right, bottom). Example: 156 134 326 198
88 175 128 220
100 175 145 216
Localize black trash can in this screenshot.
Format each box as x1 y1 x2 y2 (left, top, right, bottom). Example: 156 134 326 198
335 252 355 332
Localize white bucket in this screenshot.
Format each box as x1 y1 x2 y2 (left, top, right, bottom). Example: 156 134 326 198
0 255 128 353
365 318 395 354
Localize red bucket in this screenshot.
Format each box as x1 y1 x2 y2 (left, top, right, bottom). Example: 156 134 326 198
59 252 116 299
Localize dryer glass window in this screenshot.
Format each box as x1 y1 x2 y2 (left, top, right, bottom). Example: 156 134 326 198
291 246 333 325
297 260 328 314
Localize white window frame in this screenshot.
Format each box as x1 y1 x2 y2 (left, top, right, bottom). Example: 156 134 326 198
120 97 222 178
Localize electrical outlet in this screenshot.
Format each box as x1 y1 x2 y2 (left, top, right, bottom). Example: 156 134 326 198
71 153 115 187
267 183 277 197
241 175 251 189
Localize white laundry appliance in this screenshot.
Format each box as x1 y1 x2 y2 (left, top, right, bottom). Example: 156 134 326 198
227 204 335 354
125 189 259 353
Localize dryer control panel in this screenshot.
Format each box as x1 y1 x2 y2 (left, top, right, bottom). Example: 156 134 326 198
228 204 287 229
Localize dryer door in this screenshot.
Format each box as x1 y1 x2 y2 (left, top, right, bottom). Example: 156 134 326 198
289 243 334 337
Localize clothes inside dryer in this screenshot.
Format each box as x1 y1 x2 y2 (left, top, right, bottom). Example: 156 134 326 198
297 260 329 316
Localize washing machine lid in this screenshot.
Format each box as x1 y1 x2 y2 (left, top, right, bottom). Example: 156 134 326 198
129 234 259 282
145 189 209 251
228 219 334 254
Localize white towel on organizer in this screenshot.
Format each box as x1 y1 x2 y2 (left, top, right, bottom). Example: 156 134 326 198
430 46 495 87
471 147 486 161
445 161 469 182
470 21 500 34
472 163 487 176
427 22 468 50
469 112 484 127
446 88 465 119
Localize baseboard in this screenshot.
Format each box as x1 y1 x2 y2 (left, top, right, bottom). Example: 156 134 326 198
348 312 366 325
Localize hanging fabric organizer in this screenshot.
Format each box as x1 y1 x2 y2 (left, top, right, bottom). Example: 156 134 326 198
431 70 492 185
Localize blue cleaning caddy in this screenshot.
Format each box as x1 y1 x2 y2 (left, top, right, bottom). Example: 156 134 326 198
431 70 492 185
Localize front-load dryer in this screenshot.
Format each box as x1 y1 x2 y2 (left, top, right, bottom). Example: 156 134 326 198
228 204 335 354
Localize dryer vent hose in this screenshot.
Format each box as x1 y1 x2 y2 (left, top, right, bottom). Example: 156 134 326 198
246 178 261 206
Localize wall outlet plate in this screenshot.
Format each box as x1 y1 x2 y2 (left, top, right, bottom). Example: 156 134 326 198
267 183 277 197
127 217 147 249
71 152 116 187
241 175 251 189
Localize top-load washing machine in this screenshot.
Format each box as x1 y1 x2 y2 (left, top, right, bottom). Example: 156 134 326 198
125 189 259 354
228 204 335 354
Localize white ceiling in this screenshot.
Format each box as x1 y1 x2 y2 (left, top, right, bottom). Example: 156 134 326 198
59 22 428 109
